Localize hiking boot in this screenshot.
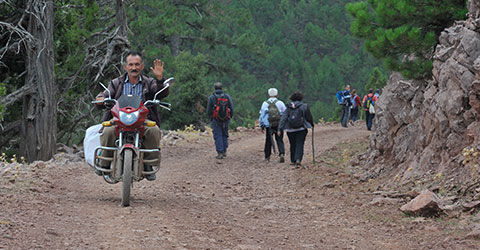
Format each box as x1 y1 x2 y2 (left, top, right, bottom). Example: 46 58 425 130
295 160 302 168
216 153 224 159
222 152 227 158
279 155 285 163
144 165 156 181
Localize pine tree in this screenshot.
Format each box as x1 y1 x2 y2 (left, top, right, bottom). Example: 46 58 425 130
365 67 387 92
346 0 467 79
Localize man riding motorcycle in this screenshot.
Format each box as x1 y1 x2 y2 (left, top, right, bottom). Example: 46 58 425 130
95 51 171 181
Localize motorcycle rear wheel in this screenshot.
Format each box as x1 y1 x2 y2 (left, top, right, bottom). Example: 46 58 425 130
121 149 133 207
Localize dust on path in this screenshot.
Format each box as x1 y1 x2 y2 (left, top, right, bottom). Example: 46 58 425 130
1 123 479 249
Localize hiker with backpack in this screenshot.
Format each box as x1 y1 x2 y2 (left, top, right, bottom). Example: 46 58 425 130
207 82 234 159
349 89 362 125
259 88 287 162
336 85 352 128
363 88 378 131
278 91 314 168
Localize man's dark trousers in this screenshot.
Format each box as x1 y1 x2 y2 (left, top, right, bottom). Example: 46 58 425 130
341 104 350 127
365 111 375 131
212 119 229 154
264 126 285 159
287 129 308 163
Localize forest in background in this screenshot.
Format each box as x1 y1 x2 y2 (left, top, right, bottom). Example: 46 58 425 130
0 0 387 158
124 0 387 129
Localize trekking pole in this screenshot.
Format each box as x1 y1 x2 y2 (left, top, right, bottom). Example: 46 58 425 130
312 127 316 165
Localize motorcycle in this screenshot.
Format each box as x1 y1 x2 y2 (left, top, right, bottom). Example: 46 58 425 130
91 77 173 207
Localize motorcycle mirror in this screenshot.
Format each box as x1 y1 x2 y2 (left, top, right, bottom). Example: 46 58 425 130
99 82 112 99
153 77 174 101
164 77 174 87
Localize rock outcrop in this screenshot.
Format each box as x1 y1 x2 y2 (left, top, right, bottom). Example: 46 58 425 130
361 0 480 190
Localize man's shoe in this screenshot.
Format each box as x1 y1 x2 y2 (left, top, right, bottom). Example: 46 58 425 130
216 153 224 159
265 157 270 162
144 165 156 181
279 155 285 163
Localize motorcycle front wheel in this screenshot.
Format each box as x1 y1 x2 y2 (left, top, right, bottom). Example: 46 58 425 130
121 149 133 207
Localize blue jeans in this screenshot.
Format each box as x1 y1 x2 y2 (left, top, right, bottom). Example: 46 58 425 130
212 119 229 153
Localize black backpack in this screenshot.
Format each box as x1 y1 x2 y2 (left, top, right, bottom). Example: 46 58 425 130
267 100 281 127
212 93 231 122
288 103 304 129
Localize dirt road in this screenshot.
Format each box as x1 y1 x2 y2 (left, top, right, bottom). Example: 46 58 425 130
1 123 479 249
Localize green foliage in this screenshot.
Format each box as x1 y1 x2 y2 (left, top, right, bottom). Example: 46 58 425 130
365 67 388 92
160 52 209 129
347 0 467 79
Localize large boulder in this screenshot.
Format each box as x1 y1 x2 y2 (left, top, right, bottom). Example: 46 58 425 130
400 190 443 217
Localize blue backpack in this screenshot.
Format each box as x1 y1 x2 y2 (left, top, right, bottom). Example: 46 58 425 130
336 91 344 104
337 90 352 106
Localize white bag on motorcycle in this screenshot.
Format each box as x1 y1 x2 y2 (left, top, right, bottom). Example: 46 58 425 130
83 124 103 167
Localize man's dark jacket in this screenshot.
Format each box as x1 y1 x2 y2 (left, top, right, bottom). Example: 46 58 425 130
96 73 169 126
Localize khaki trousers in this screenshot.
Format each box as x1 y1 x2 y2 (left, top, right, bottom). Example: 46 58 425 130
99 120 161 166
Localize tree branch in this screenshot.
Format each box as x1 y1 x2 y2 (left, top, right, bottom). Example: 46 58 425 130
1 84 36 107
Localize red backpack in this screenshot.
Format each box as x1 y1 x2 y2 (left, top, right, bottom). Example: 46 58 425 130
212 93 231 122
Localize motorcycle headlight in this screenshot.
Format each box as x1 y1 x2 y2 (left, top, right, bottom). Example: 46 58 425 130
119 111 139 125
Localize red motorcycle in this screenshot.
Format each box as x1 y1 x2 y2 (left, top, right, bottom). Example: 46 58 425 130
92 78 173 206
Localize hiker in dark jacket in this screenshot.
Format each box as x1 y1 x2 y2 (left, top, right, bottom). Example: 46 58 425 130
94 51 171 181
206 82 234 159
278 91 314 167
340 85 352 128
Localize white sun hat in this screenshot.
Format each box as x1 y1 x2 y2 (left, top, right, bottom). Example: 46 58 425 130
268 88 278 97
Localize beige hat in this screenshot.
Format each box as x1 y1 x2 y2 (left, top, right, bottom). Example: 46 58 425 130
268 88 278 97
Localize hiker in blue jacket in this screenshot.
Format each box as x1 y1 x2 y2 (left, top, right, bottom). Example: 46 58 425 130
278 91 314 168
207 82 234 159
338 85 352 128
259 88 287 162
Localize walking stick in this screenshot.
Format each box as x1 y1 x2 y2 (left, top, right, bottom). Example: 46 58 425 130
312 127 316 165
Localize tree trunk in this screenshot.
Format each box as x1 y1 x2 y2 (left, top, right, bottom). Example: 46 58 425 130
21 0 56 162
116 0 128 37
170 35 180 57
